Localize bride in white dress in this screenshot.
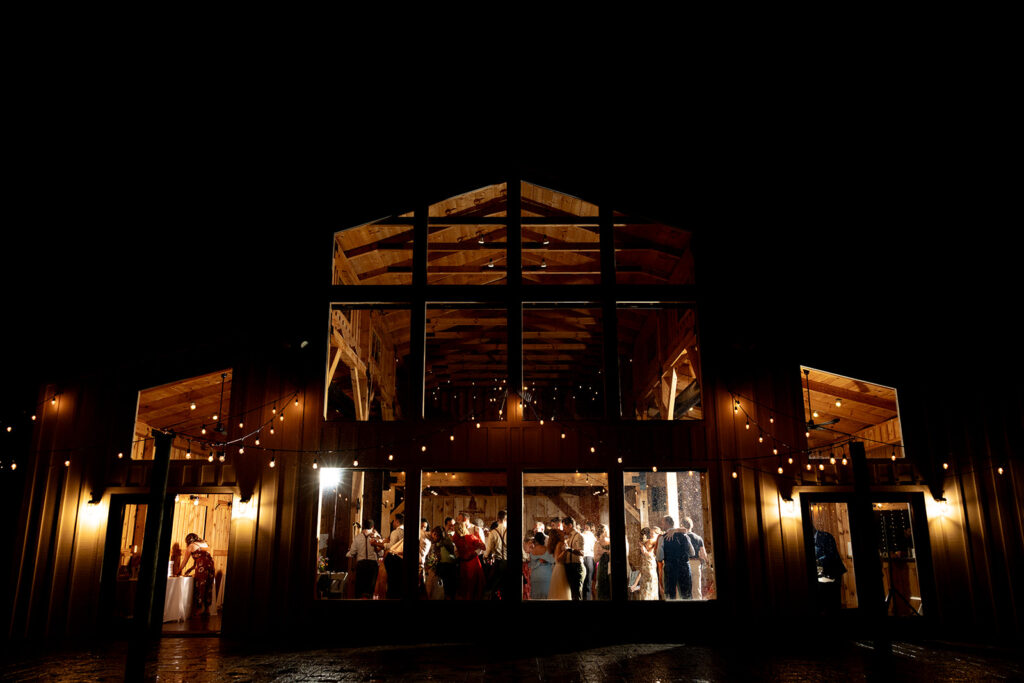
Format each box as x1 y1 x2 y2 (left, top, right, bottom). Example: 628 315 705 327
546 529 572 600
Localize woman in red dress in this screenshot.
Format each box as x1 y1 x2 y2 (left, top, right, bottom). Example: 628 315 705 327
453 520 486 600
182 533 217 617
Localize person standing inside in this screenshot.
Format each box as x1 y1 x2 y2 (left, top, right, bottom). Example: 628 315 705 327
346 519 382 599
681 516 709 600
483 510 508 600
385 513 405 599
562 517 586 601
658 515 694 600
581 521 597 600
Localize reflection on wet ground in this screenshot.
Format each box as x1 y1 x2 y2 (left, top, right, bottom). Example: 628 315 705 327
1 638 1021 681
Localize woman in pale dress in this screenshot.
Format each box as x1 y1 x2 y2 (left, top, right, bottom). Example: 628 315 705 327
529 532 554 599
628 527 659 601
546 528 572 600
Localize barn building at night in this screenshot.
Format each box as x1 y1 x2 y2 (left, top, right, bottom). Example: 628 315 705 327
3 175 1021 645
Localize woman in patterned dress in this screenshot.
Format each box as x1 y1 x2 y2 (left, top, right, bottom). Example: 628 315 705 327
182 533 217 617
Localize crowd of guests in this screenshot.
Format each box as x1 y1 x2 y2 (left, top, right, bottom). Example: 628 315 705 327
341 510 509 600
524 517 608 600
336 510 710 602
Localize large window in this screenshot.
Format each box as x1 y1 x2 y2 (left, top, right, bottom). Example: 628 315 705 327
325 306 410 421
523 472 611 600
622 470 715 601
315 468 405 600
522 306 603 421
426 307 507 421
619 307 702 420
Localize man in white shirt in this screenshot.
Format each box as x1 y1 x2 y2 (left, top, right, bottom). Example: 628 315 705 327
581 521 597 600
483 510 508 599
562 516 586 601
385 513 405 599
345 519 382 599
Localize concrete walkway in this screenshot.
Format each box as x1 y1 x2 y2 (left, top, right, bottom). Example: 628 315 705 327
1 638 1021 681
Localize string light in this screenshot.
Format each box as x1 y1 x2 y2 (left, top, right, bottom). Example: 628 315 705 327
590 446 596 453
388 454 393 461
218 452 226 463
212 413 218 421
272 405 277 415
312 458 318 470
5 426 10 433
617 457 623 464
208 453 215 463
239 420 244 428
758 434 764 443
732 471 738 479
421 445 427 452
842 457 848 466
31 415 36 421
201 425 207 435
942 462 949 470
652 466 658 473
745 420 750 430
51 396 57 406
835 398 842 408
270 426 275 435
117 452 123 459
539 419 544 425
255 438 260 446
806 463 812 471
818 463 825 471
353 460 359 467
449 434 454 441
561 432 566 439
294 397 300 408
829 456 836 465
769 414 774 424
813 410 819 419
64 459 70 467
997 466 1004 475
733 399 740 414
190 401 196 411
279 414 284 422
778 466 784 474
9 462 15 470
788 457 793 464
239 446 245 455
269 455 276 468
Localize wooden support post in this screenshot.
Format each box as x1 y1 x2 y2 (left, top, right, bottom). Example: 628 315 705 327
851 440 888 651
136 430 173 634
411 205 428 420
609 464 628 602
505 464 523 604
403 468 422 602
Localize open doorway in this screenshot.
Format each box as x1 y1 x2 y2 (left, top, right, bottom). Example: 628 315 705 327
162 492 232 634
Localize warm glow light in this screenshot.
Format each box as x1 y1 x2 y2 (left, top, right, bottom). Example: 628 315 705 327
842 457 848 466
388 454 394 461
201 425 207 435
758 435 764 443
5 426 10 433
829 457 836 465
64 459 70 467
208 454 214 462
778 466 784 474
31 415 36 421
652 466 658 473
279 414 284 421
539 419 544 425
212 414 218 421
891 454 897 462
590 446 596 453
942 462 949 470
788 457 793 464
813 410 819 418
835 398 842 408
745 421 750 430
239 447 244 454
312 459 318 470
269 456 276 468
806 463 812 471
270 426 275 435
732 471 738 479
117 452 123 459
190 402 196 410
617 457 623 464
218 453 226 462
255 438 260 446
476 423 481 429
998 466 1004 475
193 496 199 506
186 450 191 459
9 462 16 470
353 460 359 467
818 463 825 471
51 397 56 406
769 416 774 424
421 445 427 452
773 447 779 456
450 434 454 441
239 421 244 428
294 398 299 407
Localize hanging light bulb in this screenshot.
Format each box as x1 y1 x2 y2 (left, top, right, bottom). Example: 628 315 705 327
652 466 658 473
294 397 300 408
208 453 215 463
805 430 811 438
388 454 393 461
31 415 36 421
617 457 623 464
190 401 197 411
64 459 70 467
201 424 207 435
421 445 427 452
353 460 359 467
239 420 244 429
212 413 218 422
488 258 495 268
9 461 16 470
539 419 545 425
745 420 750 430
476 422 481 429
806 463 812 471
732 471 738 479
561 432 566 439
997 466 1004 475
942 462 949 470
51 396 57 406
270 426 275 435
269 455 276 468
891 452 897 462
312 458 318 470
830 456 836 465
449 434 454 441
117 452 123 459
218 452 226 463
733 400 739 414
813 410 819 419
819 463 825 471
272 405 277 415
842 457 848 466
773 447 779 455
540 258 547 269
758 434 764 443
835 398 842 408
239 446 245 455
787 456 794 464
279 414 285 422
590 446 596 453
778 466 784 474
255 438 260 446
5 426 11 433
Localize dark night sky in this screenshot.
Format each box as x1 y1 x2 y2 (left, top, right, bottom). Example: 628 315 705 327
2 118 1015 419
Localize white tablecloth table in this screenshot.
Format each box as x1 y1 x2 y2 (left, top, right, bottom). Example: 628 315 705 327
163 576 194 622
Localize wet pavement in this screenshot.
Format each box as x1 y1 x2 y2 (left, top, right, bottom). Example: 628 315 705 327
1 638 1021 681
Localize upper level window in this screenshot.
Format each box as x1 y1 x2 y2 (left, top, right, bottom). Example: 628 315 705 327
428 183 507 285
800 366 904 460
521 181 600 286
333 212 414 286
133 370 232 460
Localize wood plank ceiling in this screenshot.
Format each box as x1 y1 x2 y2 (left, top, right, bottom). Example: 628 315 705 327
136 369 233 437
800 366 902 455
